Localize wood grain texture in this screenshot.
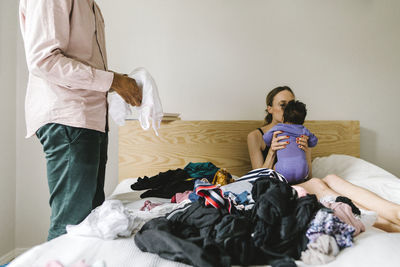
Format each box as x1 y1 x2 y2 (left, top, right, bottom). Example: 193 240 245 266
119 120 359 181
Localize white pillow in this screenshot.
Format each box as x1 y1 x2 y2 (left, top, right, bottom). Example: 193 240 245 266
109 177 139 197
312 154 400 204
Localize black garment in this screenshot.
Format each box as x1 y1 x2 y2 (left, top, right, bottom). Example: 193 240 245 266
171 201 258 265
269 257 298 267
258 127 279 167
130 169 193 198
135 202 232 267
135 217 230 267
251 178 321 260
336 196 361 215
258 128 269 161
135 177 322 267
131 169 189 190
214 214 260 266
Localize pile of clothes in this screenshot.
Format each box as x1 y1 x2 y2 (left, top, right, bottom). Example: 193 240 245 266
130 162 234 199
132 165 367 267
68 162 367 267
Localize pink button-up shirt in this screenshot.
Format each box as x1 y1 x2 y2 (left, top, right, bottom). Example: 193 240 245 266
19 0 114 138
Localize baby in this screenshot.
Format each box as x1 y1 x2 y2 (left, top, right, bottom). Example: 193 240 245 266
263 100 318 184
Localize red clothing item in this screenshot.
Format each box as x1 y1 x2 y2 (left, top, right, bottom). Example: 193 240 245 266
171 190 192 203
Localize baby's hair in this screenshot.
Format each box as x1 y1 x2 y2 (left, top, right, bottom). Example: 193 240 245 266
264 86 294 125
283 100 307 125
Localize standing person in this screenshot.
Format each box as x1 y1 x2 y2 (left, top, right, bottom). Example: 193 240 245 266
19 0 142 240
247 86 400 232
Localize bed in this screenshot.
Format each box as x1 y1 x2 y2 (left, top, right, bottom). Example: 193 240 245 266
8 120 400 267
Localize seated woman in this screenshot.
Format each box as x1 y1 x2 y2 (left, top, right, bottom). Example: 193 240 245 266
247 86 400 232
263 100 318 184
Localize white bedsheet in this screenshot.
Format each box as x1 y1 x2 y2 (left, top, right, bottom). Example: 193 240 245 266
9 155 400 267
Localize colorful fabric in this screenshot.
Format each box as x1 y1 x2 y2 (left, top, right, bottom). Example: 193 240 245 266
322 202 365 236
212 168 235 186
306 209 355 249
171 190 192 203
224 191 250 205
194 180 232 212
183 162 219 181
140 200 163 211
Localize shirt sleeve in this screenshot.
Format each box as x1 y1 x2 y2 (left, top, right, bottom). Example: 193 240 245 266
307 132 318 148
22 0 114 92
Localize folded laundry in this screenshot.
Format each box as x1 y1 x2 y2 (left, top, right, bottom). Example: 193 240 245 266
66 200 137 239
109 67 163 135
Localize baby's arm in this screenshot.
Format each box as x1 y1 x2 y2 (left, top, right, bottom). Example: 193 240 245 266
307 132 318 148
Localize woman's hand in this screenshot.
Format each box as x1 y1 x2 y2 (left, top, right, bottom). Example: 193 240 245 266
270 131 289 152
296 135 309 152
297 135 312 177
262 130 289 169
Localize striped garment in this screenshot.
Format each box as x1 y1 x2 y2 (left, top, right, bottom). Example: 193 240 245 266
194 180 232 213
237 168 288 183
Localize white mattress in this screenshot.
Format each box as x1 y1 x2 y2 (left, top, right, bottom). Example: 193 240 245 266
8 155 400 267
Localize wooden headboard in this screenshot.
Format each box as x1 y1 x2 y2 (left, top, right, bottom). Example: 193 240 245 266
118 120 360 181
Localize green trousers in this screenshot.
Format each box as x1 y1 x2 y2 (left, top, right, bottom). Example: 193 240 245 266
36 123 108 240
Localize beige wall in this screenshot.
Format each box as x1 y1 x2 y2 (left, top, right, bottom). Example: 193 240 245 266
0 0 17 260
8 0 400 251
99 0 399 175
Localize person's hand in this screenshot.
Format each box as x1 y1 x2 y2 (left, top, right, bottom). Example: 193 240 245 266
270 131 289 152
110 72 142 106
297 135 309 152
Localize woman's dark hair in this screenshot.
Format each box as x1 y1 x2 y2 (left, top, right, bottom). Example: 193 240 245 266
283 100 307 125
264 86 295 125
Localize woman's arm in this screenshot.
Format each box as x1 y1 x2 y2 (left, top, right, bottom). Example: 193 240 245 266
247 130 269 169
306 148 312 178
263 150 277 169
247 129 287 169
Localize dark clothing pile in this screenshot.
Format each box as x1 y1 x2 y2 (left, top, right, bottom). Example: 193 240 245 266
131 168 191 198
130 162 220 199
251 178 322 261
336 196 361 215
134 174 322 267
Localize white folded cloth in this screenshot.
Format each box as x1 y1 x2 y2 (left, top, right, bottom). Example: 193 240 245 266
109 67 163 136
66 200 138 239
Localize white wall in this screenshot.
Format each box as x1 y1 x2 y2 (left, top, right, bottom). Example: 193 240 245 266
11 0 400 249
0 0 17 261
99 0 399 175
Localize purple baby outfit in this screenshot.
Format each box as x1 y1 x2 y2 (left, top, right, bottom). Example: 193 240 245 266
263 123 318 184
